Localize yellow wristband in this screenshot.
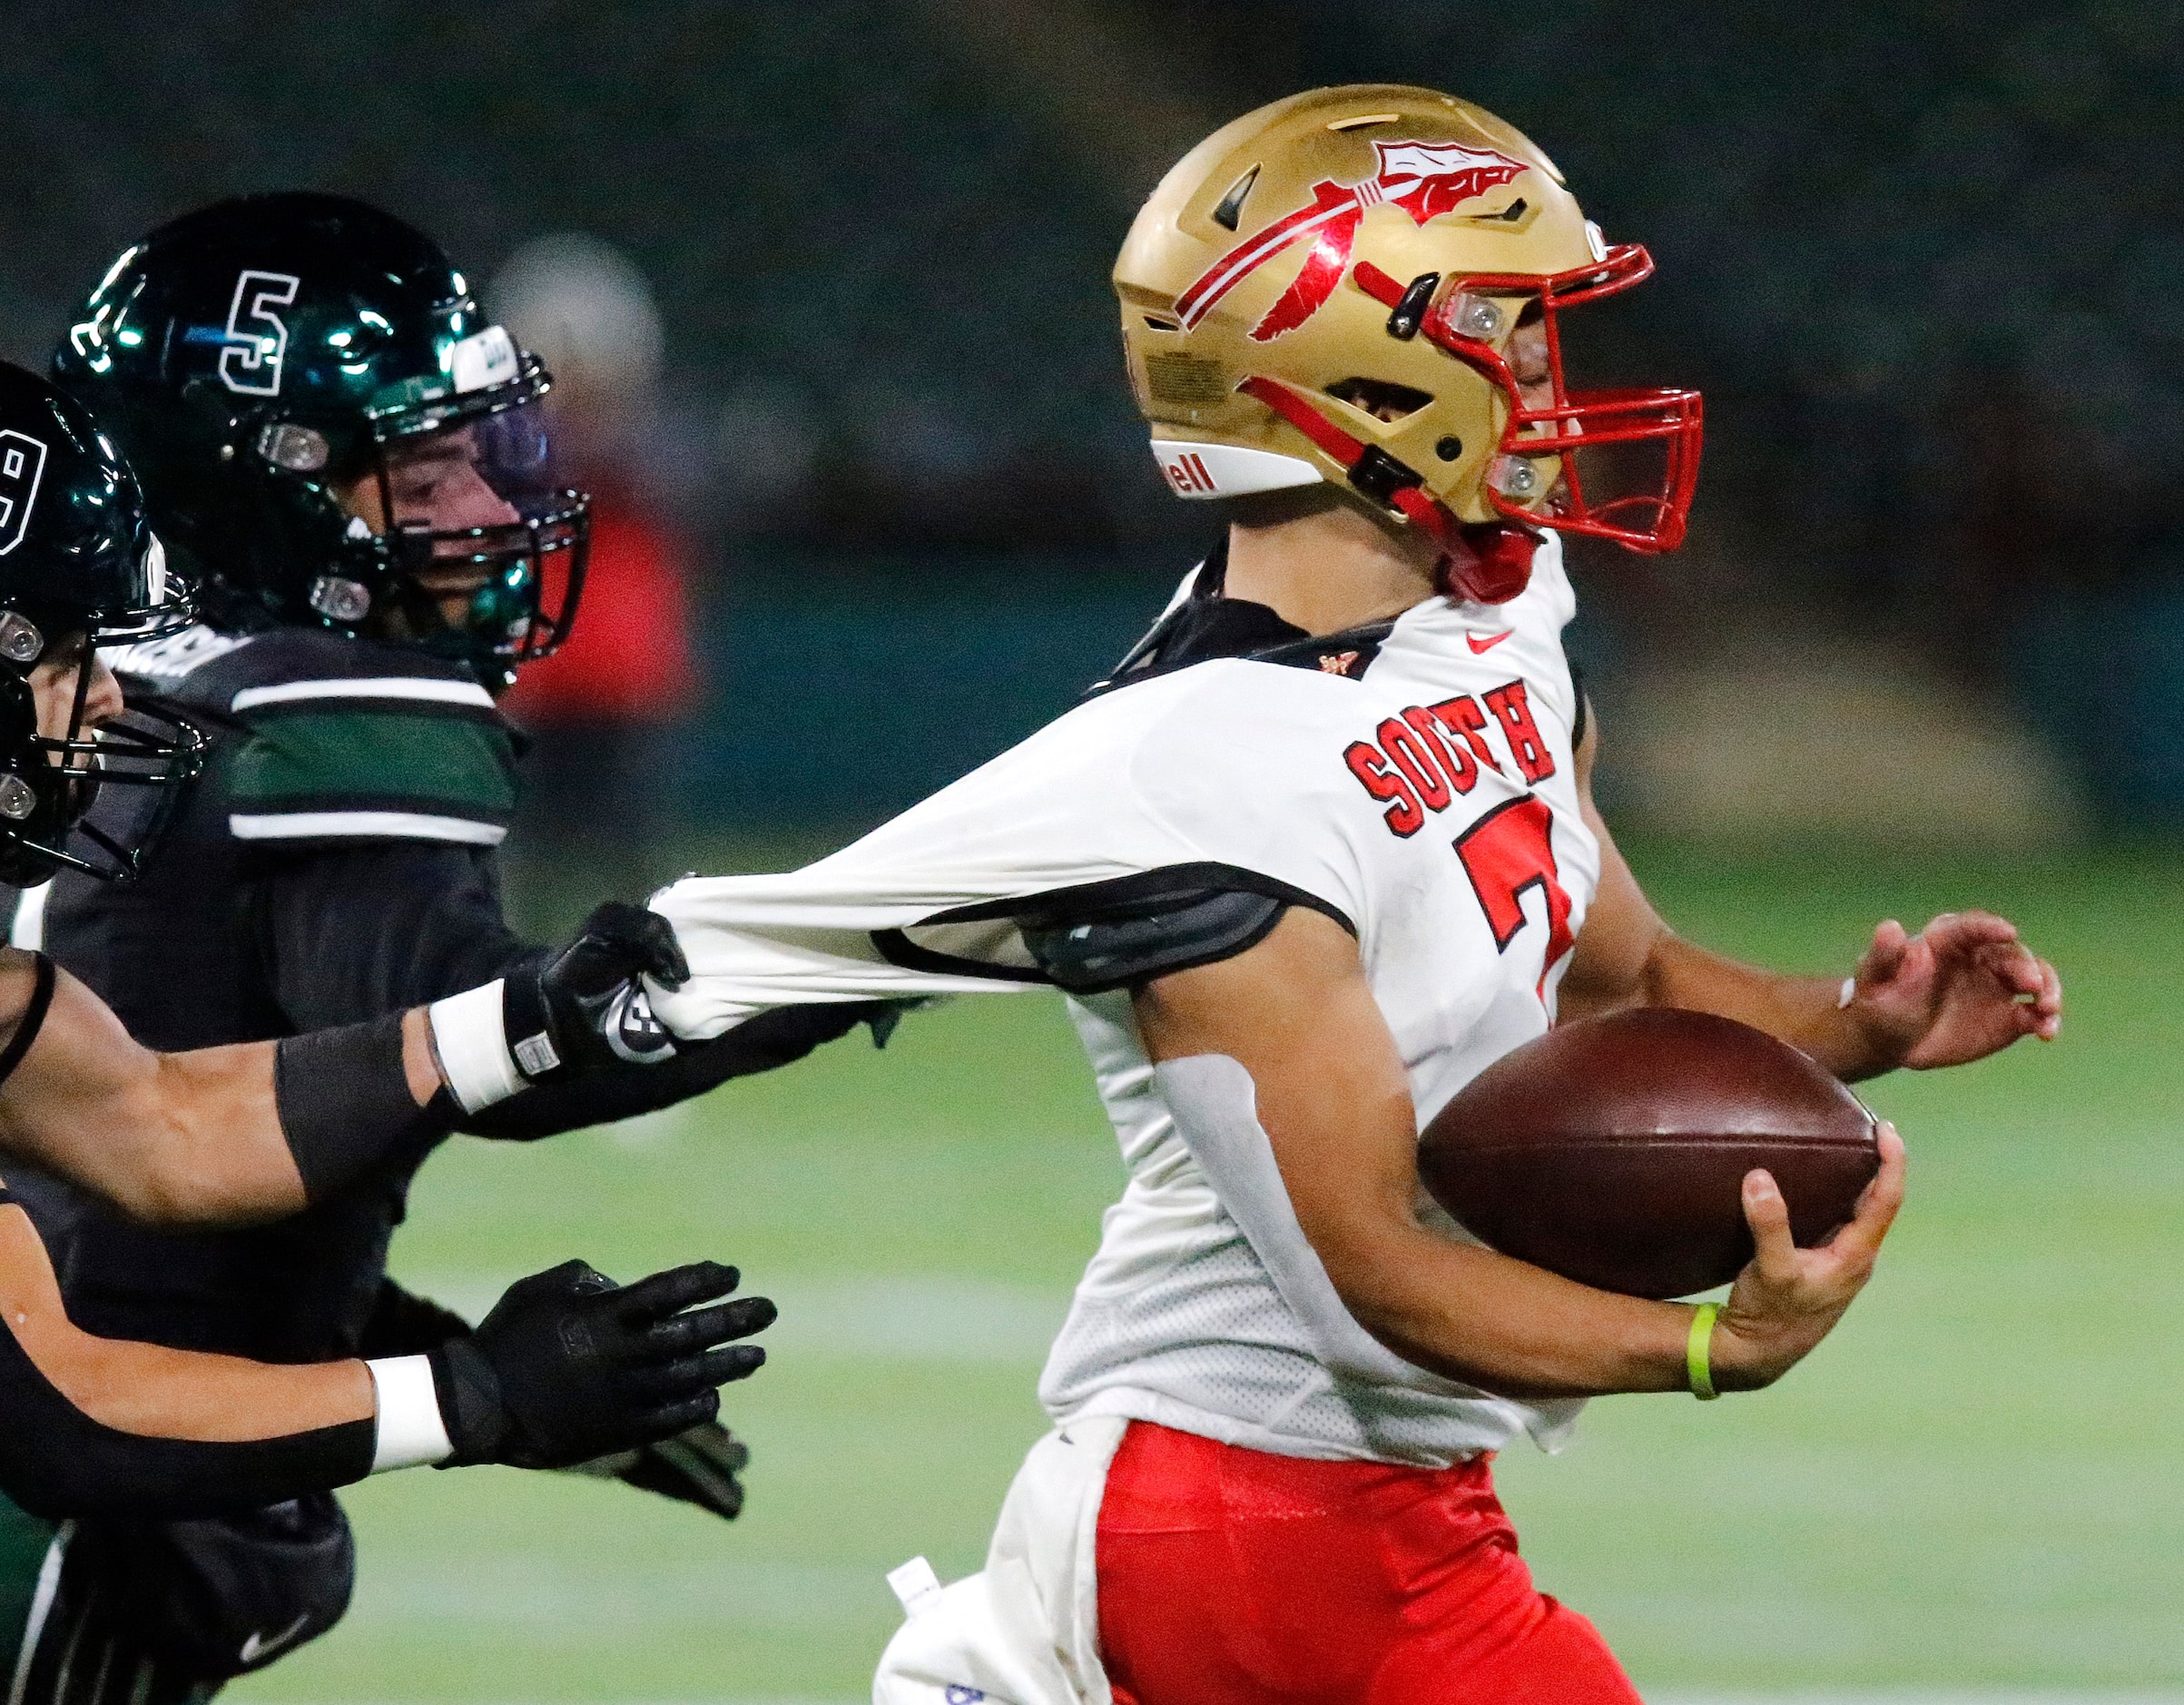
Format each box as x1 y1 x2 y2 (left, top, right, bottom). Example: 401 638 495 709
1687 1302 1721 1400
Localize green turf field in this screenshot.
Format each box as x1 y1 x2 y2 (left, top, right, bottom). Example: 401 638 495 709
233 843 2184 1702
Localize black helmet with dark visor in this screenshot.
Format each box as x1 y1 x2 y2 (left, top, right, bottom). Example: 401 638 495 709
0 361 202 885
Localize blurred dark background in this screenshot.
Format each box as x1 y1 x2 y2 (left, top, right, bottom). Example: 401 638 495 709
4 0 2179 855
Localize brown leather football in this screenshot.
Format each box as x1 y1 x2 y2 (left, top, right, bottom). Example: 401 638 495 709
1417 1008 1879 1299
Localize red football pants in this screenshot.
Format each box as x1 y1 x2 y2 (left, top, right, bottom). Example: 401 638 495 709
1096 1421 1640 1705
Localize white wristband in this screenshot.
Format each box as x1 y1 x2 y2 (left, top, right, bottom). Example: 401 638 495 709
366 1355 454 1472
427 981 525 1113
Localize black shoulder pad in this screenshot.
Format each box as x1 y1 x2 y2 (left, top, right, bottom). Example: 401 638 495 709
880 862 1354 993
1019 884 1286 995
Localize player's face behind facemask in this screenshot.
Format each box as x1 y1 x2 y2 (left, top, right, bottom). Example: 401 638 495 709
0 615 208 889
28 631 125 747
326 407 567 655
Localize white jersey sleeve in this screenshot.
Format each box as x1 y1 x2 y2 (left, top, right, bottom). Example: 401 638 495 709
647 660 1374 1039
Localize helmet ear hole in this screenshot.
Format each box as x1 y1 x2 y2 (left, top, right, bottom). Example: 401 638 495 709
1325 378 1433 424
255 423 330 472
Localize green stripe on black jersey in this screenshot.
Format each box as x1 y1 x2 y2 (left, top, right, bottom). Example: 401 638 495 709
225 677 518 845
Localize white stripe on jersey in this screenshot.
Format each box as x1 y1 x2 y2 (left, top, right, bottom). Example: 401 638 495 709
229 676 497 712
229 810 507 844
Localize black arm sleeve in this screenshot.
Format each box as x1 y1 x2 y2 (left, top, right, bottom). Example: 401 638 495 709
251 842 881 1144
0 1197 375 1521
272 1012 459 1201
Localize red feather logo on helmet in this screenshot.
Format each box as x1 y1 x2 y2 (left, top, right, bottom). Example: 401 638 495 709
1176 140 1528 342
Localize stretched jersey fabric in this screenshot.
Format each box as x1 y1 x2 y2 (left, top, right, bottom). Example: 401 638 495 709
653 536 1599 1467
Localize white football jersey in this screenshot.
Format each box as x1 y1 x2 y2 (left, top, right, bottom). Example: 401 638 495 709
651 536 1599 1466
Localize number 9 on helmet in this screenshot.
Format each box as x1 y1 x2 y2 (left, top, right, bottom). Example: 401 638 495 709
0 361 204 887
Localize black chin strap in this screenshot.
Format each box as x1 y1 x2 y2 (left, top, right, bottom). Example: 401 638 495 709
69 631 93 725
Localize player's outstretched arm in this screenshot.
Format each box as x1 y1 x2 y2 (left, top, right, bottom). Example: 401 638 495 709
0 1187 771 1519
0 907 701 1228
1133 906 1904 1400
252 848 882 1144
1557 707 2061 1080
0 946 451 1226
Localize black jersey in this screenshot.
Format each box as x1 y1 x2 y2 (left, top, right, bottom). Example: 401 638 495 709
12 624 530 1362
0 620 874 1704
15 621 875 1365
47 625 526 1050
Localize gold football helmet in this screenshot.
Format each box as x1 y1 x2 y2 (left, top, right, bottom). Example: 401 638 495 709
1116 84 1702 602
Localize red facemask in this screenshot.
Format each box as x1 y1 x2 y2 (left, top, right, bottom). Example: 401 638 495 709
1353 243 1703 553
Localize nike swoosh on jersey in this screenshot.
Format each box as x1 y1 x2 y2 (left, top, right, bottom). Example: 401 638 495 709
1466 631 1514 654
239 1611 314 1665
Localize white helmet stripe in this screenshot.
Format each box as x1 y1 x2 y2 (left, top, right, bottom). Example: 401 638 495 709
1150 440 1323 499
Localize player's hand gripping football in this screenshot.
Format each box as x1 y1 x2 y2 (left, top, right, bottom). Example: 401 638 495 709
428 1258 772 1469
1709 1123 1905 1391
1846 911 2061 1069
507 902 689 1080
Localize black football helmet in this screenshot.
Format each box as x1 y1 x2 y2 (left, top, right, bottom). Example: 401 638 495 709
52 192 588 689
0 361 203 886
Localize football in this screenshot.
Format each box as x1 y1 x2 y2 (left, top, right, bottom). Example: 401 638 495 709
1417 1008 1880 1299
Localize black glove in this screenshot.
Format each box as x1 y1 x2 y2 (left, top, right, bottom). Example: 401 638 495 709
504 902 690 1081
427 1258 772 1470
463 1000 907 1140
564 1418 752 1521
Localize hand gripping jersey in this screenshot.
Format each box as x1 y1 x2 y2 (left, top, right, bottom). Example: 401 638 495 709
653 537 1599 1467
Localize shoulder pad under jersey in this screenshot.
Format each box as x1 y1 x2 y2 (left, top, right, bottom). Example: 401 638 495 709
212 630 516 849
904 863 1351 995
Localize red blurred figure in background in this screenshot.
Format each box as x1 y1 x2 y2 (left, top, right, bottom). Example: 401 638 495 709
493 233 699 902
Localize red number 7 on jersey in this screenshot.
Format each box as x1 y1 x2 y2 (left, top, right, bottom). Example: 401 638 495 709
1453 793 1574 1001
